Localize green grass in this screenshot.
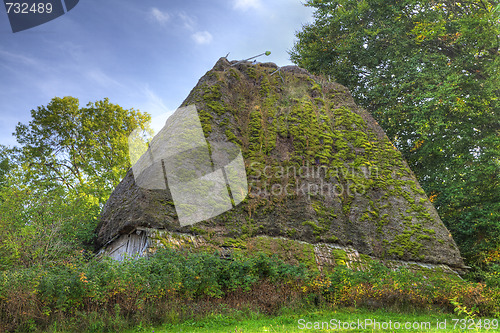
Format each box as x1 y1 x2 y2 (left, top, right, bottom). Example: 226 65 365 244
124 307 497 333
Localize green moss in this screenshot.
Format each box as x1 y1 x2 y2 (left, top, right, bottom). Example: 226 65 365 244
417 234 432 241
387 222 426 258
331 249 348 266
221 237 247 248
302 220 326 236
248 107 263 156
228 68 241 80
190 226 208 235
158 237 171 249
198 109 212 136
261 95 278 154
176 62 458 265
260 76 271 97
247 236 318 270
203 84 226 115
203 84 221 100
309 83 322 96
225 128 240 145
246 66 258 79
326 235 339 243
423 228 436 235
359 254 373 262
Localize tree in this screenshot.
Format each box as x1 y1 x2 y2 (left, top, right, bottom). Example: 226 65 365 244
14 97 151 203
0 185 99 270
0 97 151 269
290 0 500 264
0 146 12 192
0 148 91 269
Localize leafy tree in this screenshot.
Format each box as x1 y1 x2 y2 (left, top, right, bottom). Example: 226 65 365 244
291 0 500 264
0 145 15 192
0 185 99 270
0 97 151 269
14 96 151 203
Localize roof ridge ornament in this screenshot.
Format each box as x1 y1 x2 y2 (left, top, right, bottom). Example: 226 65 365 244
230 51 271 67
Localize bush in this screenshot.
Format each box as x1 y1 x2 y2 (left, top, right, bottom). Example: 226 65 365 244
2 249 500 332
0 186 100 271
0 248 310 331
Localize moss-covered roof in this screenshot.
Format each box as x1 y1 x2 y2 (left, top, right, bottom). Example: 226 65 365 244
96 58 465 269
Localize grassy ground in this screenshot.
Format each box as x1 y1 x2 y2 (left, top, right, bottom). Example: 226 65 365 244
124 307 497 333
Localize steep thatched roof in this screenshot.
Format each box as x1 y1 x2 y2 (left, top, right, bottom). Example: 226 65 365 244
96 58 465 269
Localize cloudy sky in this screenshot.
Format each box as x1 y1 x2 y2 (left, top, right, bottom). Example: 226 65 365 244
0 0 313 146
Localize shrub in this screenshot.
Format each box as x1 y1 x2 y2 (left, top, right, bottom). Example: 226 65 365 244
2 249 500 332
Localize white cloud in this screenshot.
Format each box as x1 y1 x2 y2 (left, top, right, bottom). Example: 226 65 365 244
0 49 39 67
178 12 195 30
233 0 261 11
86 69 125 89
143 87 170 115
191 31 213 45
150 7 170 25
149 9 197 33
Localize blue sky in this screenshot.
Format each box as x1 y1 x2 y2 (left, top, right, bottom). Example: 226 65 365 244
0 0 313 146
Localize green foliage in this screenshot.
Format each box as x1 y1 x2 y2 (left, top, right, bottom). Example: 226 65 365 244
3 247 500 331
0 185 99 270
0 249 309 331
14 96 151 203
0 97 150 271
308 261 495 316
291 0 500 265
0 145 12 191
450 296 479 319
